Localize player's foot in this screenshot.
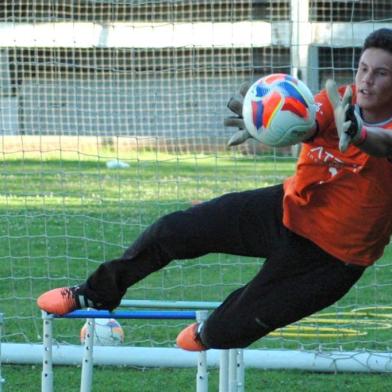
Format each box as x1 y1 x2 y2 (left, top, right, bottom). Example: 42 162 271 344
176 322 207 351
37 286 94 315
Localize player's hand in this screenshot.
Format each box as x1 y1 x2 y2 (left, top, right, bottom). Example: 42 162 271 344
325 79 363 152
224 81 253 146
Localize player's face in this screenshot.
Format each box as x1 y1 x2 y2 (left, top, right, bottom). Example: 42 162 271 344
355 47 392 122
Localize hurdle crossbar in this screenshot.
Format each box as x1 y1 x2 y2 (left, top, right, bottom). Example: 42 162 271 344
56 309 198 320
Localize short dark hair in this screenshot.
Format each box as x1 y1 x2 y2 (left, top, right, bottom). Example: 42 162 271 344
362 28 392 55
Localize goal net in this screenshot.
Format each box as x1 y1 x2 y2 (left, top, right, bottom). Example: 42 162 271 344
1 0 391 372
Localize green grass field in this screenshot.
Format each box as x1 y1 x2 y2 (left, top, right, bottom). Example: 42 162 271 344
1 150 391 390
4 365 392 391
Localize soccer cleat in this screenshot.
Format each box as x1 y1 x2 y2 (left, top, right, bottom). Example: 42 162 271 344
37 286 94 315
176 322 207 351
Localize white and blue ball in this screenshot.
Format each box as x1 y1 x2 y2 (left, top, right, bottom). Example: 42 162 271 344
80 318 124 346
242 73 317 147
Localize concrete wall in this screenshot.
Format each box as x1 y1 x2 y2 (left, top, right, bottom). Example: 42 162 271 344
18 75 242 139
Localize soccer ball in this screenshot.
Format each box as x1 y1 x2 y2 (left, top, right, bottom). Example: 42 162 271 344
242 73 317 147
80 318 124 346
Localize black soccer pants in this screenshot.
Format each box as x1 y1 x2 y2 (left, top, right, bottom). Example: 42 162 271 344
83 184 365 349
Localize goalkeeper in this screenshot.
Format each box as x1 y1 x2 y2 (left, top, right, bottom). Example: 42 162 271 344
37 28 392 351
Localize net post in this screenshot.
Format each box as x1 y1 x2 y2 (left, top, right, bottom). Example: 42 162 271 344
0 313 4 392
236 349 245 392
227 348 245 392
41 311 54 392
228 349 237 392
80 317 95 392
219 350 229 392
195 310 208 392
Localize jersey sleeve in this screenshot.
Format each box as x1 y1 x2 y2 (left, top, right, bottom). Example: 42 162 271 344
314 88 335 134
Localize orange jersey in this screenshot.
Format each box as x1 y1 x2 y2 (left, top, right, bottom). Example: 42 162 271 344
283 85 392 266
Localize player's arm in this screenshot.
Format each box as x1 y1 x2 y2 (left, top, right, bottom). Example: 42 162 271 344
355 126 392 158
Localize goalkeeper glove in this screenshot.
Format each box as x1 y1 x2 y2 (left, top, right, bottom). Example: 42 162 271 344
325 79 365 152
224 81 253 146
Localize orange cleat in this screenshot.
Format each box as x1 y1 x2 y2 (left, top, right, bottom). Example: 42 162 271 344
37 286 83 315
176 322 207 351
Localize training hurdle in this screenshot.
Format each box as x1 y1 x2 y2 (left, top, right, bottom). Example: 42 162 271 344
41 305 245 392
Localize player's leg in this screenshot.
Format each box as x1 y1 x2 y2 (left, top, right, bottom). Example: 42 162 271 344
37 184 284 314
181 232 365 350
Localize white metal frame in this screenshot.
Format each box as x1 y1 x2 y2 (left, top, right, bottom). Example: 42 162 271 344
41 309 245 392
